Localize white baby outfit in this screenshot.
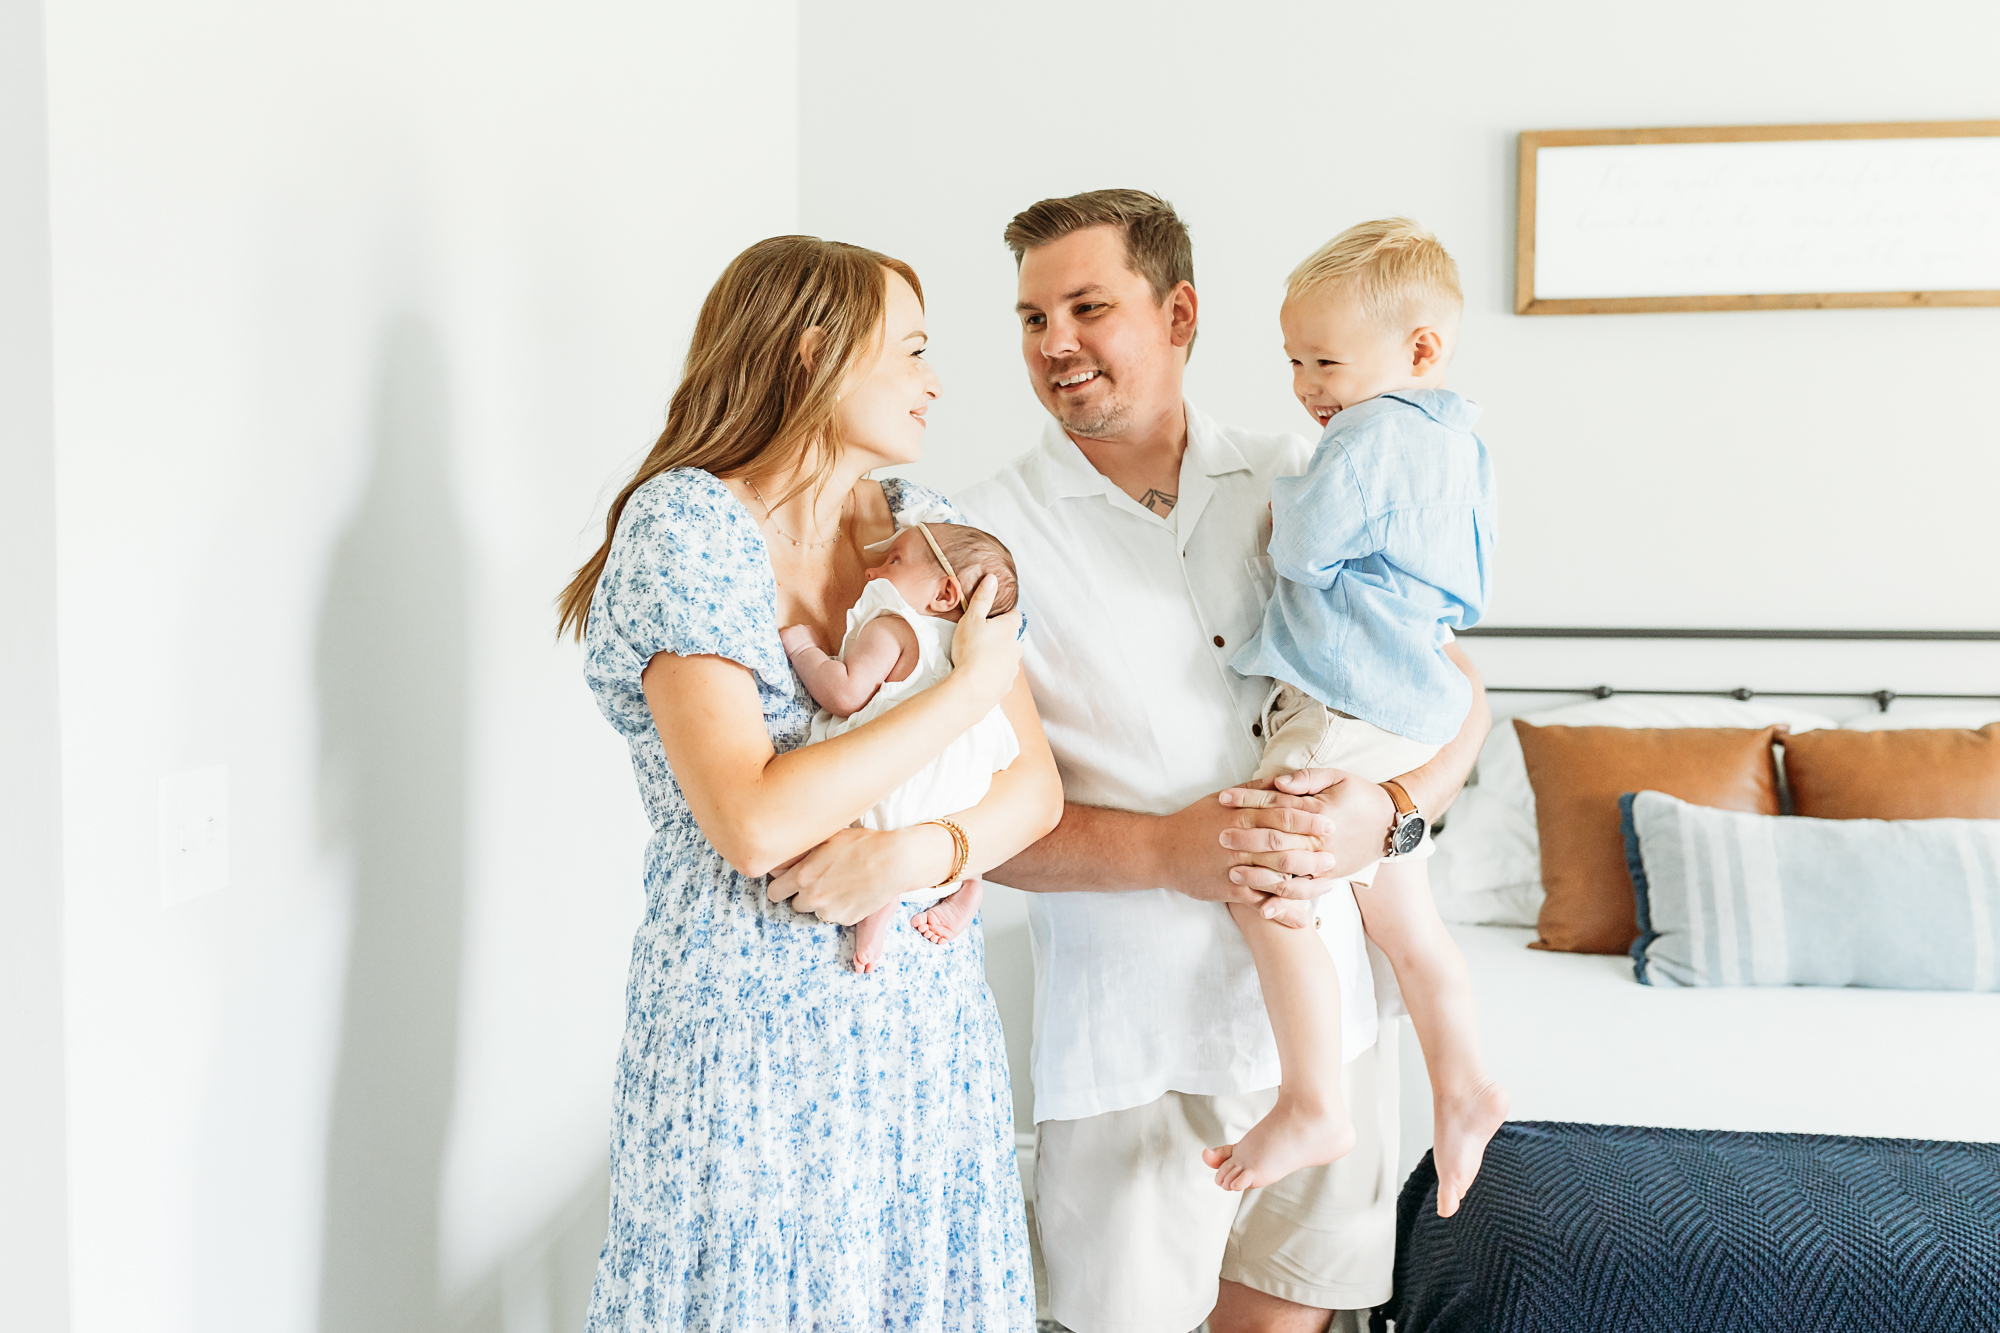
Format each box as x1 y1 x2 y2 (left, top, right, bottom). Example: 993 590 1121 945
808 577 1020 902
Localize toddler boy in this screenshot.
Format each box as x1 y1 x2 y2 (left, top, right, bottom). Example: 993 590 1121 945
1203 219 1506 1219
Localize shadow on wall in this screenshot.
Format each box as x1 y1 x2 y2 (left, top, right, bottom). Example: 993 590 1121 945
445 1166 609 1333
315 314 469 1333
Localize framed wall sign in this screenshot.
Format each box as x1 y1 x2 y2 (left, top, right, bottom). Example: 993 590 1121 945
1516 120 2000 315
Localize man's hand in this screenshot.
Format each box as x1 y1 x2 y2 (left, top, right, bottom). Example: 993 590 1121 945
987 768 1397 905
1261 894 1318 929
1152 785 1345 908
1218 767 1397 899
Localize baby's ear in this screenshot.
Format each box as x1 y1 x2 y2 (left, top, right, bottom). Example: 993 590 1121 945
932 575 966 615
942 564 983 613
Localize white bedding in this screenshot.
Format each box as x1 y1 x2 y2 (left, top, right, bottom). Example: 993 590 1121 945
1396 922 2000 1181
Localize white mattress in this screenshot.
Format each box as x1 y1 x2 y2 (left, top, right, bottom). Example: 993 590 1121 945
1396 923 2000 1180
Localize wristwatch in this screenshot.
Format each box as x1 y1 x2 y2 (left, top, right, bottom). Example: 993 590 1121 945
1381 780 1426 858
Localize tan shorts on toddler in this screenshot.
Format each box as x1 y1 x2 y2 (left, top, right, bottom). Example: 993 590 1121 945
1253 681 1440 885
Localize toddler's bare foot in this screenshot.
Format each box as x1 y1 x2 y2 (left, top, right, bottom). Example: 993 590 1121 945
1200 1095 1355 1192
913 878 983 946
1432 1077 1509 1217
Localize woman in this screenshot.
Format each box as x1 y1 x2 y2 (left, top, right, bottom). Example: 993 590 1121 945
557 235 1061 1328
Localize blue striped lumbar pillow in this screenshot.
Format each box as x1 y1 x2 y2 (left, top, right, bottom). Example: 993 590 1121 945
1620 790 2000 990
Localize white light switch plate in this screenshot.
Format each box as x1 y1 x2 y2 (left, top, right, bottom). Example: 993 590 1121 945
160 765 230 906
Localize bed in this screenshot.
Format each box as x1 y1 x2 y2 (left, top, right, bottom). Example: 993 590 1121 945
1382 629 2000 1332
1399 922 2000 1155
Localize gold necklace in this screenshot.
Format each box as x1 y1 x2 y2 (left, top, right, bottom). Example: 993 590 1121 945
746 478 844 549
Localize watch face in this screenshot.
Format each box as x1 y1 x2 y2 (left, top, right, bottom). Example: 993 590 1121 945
1393 814 1427 857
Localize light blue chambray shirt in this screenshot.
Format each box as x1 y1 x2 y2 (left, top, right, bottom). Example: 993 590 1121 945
1229 388 1495 746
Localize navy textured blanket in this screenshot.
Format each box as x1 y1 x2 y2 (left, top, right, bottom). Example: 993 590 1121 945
1376 1121 2000 1333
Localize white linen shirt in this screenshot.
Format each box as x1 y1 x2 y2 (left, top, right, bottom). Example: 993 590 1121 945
956 403 1384 1125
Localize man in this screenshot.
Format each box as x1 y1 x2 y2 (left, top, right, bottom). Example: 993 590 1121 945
957 190 1490 1333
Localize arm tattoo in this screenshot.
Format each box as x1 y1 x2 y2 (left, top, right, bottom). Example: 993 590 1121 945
1138 487 1178 516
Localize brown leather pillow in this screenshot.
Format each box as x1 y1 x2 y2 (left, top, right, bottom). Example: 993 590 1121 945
1514 722 1782 954
1782 724 2000 820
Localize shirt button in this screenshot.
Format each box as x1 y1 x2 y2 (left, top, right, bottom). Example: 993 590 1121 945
1252 722 1263 737
1212 635 1225 648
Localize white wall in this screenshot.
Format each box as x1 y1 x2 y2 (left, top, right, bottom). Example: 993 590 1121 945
43 3 797 1331
798 0 2000 1131
800 0 2000 624
1 1 71 1329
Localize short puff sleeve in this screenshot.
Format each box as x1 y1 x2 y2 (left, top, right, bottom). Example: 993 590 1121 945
583 469 789 736
880 476 961 528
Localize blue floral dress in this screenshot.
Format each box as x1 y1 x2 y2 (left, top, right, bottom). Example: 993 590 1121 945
580 468 1033 1331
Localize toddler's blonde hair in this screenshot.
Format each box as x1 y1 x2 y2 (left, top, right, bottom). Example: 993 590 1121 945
1286 217 1462 332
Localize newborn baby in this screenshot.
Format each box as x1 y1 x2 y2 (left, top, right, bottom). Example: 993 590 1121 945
779 520 1021 973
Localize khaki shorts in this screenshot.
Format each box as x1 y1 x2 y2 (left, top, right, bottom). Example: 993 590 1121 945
1032 1028 1399 1333
1253 682 1440 884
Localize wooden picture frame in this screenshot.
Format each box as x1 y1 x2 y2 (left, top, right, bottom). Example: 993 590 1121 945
1515 120 2000 315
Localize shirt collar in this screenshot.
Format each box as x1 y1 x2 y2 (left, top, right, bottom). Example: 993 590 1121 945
1184 401 1253 479
1377 387 1480 430
1029 400 1250 505
1032 418 1112 502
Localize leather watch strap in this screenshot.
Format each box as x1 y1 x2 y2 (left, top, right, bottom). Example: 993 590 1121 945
1381 779 1417 817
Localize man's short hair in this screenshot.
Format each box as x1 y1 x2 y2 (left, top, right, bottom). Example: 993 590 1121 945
1287 217 1463 332
1003 188 1197 354
926 522 1018 617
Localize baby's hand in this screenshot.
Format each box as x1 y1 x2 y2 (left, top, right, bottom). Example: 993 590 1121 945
778 624 818 656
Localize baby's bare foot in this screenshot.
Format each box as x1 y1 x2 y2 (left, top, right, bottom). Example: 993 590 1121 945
1432 1077 1509 1217
913 878 984 946
852 910 895 974
1200 1096 1355 1192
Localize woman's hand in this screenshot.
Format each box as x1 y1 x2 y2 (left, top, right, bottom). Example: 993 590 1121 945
765 823 953 925
948 575 1023 707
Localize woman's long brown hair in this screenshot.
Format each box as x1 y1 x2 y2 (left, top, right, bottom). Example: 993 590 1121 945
556 235 923 642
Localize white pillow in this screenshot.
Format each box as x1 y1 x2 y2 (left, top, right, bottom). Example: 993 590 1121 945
1429 784 1540 926
1839 702 2000 731
1430 696 1840 927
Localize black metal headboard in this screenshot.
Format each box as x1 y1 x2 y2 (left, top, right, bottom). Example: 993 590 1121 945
1456 626 2000 712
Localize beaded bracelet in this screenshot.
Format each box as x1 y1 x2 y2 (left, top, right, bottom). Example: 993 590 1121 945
920 817 970 889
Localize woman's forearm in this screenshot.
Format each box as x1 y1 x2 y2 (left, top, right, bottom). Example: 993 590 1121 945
645 652 1012 876
761 673 1065 924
